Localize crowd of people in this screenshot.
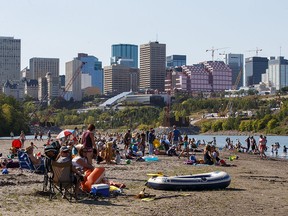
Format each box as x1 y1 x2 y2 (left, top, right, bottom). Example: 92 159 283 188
2 125 288 194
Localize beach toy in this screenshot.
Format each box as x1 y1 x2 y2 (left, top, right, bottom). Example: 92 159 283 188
126 159 131 164
2 168 9 174
143 156 159 162
81 167 105 192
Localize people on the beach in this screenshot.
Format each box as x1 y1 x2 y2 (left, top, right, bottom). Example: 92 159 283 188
25 144 41 165
139 132 146 156
57 146 83 196
34 131 38 141
81 124 96 165
10 131 14 139
172 125 181 151
203 145 214 165
123 129 132 151
178 135 189 159
258 135 267 159
39 131 43 141
47 130 51 140
148 128 155 155
250 136 257 153
283 145 287 153
245 136 251 152
72 144 95 172
272 142 280 156
19 131 26 148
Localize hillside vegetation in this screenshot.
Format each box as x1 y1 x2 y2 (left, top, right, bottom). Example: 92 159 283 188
1 93 288 136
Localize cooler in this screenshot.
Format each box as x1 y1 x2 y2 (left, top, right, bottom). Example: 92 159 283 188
91 184 110 197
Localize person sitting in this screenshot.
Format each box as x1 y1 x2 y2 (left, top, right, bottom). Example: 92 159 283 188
56 146 84 197
25 145 42 165
72 144 94 173
203 145 214 165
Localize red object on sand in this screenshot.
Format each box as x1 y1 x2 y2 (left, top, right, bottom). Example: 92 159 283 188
12 139 21 149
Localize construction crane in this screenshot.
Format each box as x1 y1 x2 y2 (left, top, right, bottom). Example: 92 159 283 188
206 47 228 61
30 62 84 126
246 47 262 56
232 69 242 90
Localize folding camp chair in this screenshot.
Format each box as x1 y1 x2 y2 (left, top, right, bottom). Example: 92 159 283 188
48 160 78 202
18 150 45 174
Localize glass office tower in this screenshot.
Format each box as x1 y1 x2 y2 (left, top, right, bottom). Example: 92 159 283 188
111 44 138 68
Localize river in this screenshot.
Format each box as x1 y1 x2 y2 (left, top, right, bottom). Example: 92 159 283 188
188 134 288 159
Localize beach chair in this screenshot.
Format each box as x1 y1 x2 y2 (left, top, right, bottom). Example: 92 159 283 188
48 160 78 202
18 150 45 174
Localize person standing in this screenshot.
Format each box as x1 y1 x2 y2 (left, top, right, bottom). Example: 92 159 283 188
258 135 267 159
172 125 181 151
19 131 26 148
245 136 251 152
10 131 14 139
250 136 257 153
148 128 155 155
47 130 51 140
81 124 96 165
39 131 43 141
123 129 132 151
178 135 189 159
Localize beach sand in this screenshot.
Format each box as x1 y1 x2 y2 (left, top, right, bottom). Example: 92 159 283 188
0 138 288 216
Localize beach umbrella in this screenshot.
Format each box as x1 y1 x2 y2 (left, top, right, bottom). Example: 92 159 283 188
56 129 74 139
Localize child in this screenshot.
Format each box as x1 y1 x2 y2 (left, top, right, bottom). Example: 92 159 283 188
178 135 189 159
115 150 121 164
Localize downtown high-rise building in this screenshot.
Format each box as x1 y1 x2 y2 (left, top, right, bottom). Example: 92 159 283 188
140 41 166 91
166 55 186 68
0 36 21 86
262 56 288 90
29 57 59 80
77 53 103 94
111 44 138 68
65 58 82 101
225 53 244 89
103 64 139 95
244 57 268 87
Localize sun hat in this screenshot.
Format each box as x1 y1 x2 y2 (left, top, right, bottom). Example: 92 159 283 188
60 146 69 152
75 144 84 152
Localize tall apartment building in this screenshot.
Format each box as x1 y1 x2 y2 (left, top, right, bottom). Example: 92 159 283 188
140 41 166 91
244 56 268 87
165 61 232 93
30 57 59 80
262 56 288 90
77 53 103 93
0 36 21 86
225 53 244 89
111 44 138 68
103 64 139 95
203 61 232 91
166 55 186 68
65 59 82 101
182 64 212 92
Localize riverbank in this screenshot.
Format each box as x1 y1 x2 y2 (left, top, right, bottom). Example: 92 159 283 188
0 139 288 216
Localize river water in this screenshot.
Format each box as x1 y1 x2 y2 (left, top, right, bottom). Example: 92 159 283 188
1 134 287 159
188 134 288 159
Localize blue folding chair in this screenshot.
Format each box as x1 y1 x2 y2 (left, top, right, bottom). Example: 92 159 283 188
18 150 45 174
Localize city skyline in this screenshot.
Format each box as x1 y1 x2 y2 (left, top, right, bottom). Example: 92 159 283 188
1 0 288 74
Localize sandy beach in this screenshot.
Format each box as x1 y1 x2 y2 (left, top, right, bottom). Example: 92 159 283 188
0 138 288 216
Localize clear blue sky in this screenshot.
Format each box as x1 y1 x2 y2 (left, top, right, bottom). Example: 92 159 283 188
1 0 288 74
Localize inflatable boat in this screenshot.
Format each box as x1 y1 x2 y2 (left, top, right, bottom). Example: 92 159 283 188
146 171 231 191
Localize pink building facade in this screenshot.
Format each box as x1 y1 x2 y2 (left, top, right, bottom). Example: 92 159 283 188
165 61 232 93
